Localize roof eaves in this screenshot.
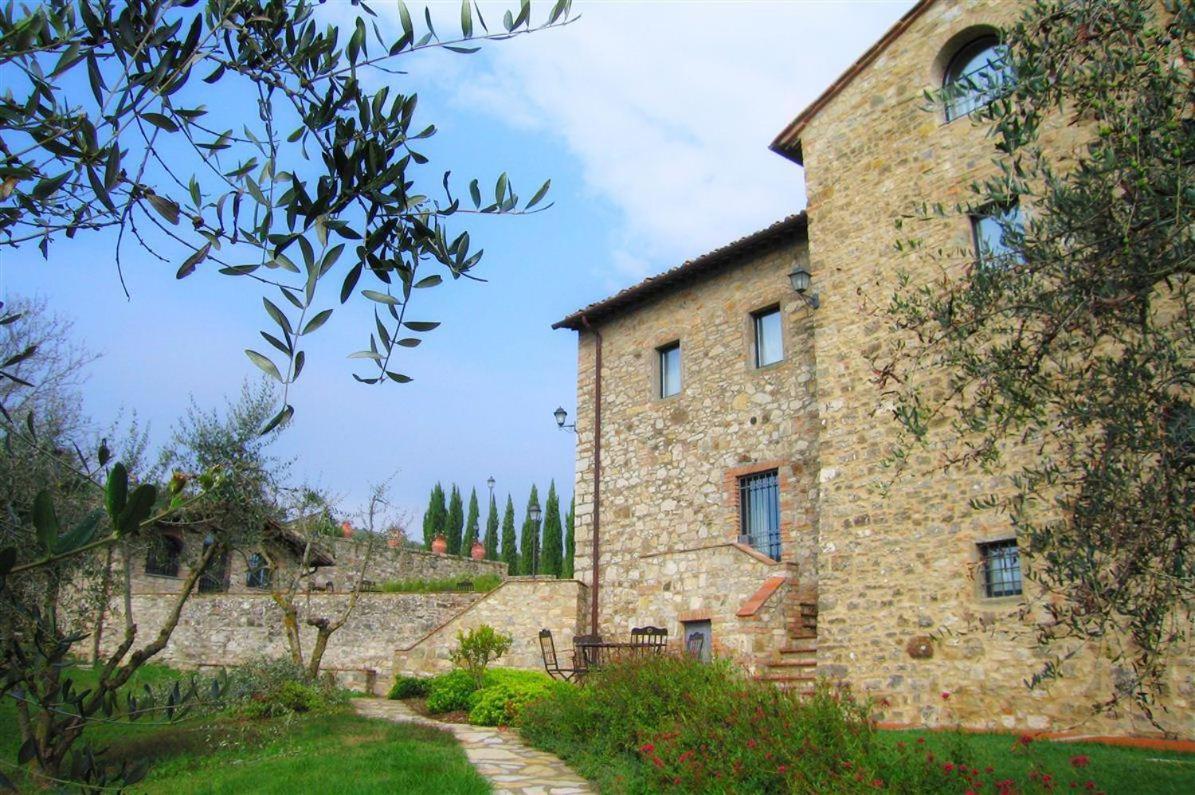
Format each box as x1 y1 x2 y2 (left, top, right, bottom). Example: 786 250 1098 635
551 213 807 332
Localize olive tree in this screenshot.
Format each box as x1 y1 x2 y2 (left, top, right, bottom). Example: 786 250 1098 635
875 0 1192 729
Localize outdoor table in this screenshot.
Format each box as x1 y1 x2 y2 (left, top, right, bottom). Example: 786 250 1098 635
572 639 663 669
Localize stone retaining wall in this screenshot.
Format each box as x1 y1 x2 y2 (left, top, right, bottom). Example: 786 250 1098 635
392 578 589 678
96 591 482 693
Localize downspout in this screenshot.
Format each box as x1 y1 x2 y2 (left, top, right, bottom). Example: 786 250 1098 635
579 315 602 636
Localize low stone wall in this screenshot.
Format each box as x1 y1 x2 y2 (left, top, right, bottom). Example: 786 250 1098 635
392 578 590 678
96 591 483 693
325 538 507 591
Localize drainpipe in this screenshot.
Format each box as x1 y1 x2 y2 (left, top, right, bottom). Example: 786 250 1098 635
580 315 602 636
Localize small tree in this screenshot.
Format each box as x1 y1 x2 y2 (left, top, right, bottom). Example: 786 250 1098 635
450 624 512 687
519 484 540 576
446 484 464 556
422 482 447 549
484 491 500 560
500 494 518 575
562 496 575 578
540 481 563 577
464 487 480 551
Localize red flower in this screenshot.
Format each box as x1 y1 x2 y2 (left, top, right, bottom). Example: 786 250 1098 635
1018 733 1034 746
677 751 693 764
651 755 664 769
746 739 757 749
1070 755 1090 768
639 743 655 754
873 780 884 789
916 737 926 745
941 691 951 700
778 765 788 774
944 763 955 773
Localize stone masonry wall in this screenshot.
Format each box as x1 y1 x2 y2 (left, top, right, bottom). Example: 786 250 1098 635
571 236 819 662
96 590 481 694
794 0 1192 736
392 578 589 678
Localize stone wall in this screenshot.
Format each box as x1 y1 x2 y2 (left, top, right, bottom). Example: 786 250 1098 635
392 578 589 678
323 538 506 590
571 235 820 657
96 590 482 693
123 534 506 597
791 0 1192 736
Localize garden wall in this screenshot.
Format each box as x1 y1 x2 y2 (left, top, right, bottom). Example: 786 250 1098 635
392 578 589 677
95 591 483 693
322 538 507 590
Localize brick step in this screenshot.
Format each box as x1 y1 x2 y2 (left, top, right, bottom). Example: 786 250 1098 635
755 672 816 684
763 658 817 669
778 642 817 654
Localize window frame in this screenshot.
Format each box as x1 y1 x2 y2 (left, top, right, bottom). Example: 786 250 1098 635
245 552 272 590
198 535 230 594
738 469 781 561
751 305 784 369
657 341 682 399
943 35 1011 122
978 539 1023 599
970 201 1024 269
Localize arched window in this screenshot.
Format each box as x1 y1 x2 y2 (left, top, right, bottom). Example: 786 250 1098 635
199 535 229 593
970 202 1024 269
246 552 272 589
943 36 1011 121
145 535 182 577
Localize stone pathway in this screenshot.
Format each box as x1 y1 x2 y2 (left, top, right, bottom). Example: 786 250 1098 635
353 698 594 795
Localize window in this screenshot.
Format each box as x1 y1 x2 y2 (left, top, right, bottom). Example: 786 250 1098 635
145 535 182 577
246 552 272 589
971 203 1024 268
752 307 783 367
658 342 681 398
199 535 229 593
979 539 1022 598
943 36 1012 121
739 470 781 561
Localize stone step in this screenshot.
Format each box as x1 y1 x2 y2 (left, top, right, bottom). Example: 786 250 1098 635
756 672 816 684
779 642 817 654
765 657 817 668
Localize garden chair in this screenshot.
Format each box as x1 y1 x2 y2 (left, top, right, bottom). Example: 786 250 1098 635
572 633 604 669
686 632 705 660
539 629 585 682
630 626 668 654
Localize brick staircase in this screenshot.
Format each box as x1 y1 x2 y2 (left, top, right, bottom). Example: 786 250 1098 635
755 589 818 695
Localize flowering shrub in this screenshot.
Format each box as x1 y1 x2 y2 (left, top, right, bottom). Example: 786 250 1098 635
517 656 1110 793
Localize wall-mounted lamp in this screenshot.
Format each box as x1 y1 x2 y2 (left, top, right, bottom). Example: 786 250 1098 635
554 406 577 432
788 267 820 309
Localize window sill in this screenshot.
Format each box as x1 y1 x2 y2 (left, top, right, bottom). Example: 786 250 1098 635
750 359 787 373
143 572 182 581
977 594 1024 607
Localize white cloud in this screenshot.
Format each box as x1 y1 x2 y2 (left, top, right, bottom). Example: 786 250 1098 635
453 1 915 272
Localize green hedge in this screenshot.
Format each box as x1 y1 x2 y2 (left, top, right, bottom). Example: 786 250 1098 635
402 668 561 726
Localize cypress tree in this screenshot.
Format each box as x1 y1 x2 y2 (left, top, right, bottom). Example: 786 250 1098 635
422 482 447 549
464 487 480 552
446 484 464 556
563 496 576 578
484 492 499 560
541 481 563 577
519 484 540 576
500 495 518 575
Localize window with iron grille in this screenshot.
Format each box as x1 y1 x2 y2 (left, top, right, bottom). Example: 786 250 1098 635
979 539 1022 598
752 306 783 368
739 470 781 561
145 535 182 577
245 552 272 589
199 536 229 593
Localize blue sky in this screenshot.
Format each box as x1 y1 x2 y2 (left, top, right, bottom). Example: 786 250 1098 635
1 0 913 533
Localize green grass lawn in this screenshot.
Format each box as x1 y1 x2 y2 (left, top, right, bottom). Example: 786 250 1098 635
1 665 489 794
879 729 1195 795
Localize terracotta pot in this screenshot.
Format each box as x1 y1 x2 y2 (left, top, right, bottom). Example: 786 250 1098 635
470 540 485 560
340 521 353 538
431 534 447 555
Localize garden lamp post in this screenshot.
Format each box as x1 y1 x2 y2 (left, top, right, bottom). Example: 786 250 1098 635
528 498 542 576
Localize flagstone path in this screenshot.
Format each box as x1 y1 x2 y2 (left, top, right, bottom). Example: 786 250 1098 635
353 698 594 795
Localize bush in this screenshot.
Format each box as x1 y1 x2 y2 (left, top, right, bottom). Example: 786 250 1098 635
425 670 478 714
450 625 513 687
466 669 561 727
517 655 967 793
377 574 502 593
225 657 347 720
388 674 430 700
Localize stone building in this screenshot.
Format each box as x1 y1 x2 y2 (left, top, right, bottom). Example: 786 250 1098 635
553 0 1192 737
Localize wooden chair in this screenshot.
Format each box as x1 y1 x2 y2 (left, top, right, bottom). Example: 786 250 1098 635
539 629 585 682
685 631 705 660
630 625 668 654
